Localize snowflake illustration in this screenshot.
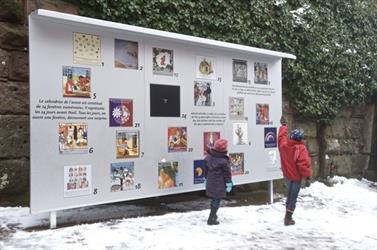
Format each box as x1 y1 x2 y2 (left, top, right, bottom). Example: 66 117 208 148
112 107 122 119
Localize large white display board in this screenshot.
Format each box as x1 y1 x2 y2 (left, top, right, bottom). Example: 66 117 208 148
29 9 295 214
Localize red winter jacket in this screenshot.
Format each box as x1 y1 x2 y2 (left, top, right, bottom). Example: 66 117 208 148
278 125 312 181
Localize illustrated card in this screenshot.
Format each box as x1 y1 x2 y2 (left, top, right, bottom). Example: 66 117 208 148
229 153 245 176
109 98 133 127
267 150 279 169
196 56 216 80
194 81 213 106
73 32 101 65
256 103 270 125
229 97 244 120
153 48 174 75
62 66 91 98
168 127 187 152
233 59 248 82
116 131 140 158
193 160 206 184
59 123 88 154
158 161 179 189
64 165 91 197
254 62 268 84
264 127 277 148
110 162 135 192
114 39 138 69
232 123 248 145
203 131 221 155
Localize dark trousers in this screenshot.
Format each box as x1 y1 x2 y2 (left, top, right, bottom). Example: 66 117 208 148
286 180 301 211
211 197 221 209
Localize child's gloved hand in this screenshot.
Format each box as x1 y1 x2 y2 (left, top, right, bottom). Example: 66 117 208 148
226 181 233 192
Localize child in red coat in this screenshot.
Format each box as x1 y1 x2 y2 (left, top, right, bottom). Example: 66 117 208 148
278 117 312 225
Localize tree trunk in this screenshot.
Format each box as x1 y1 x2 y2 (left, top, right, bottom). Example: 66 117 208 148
317 122 327 179
367 96 377 180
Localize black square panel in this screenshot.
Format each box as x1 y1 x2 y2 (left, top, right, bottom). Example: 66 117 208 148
150 84 180 117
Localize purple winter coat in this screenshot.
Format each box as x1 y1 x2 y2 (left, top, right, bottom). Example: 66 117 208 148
204 149 232 198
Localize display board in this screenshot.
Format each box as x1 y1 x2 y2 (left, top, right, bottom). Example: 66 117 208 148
29 10 295 214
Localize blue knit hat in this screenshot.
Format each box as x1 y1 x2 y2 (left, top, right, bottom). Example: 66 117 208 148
290 129 304 141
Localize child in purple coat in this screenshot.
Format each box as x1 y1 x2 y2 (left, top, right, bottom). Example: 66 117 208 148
204 139 233 225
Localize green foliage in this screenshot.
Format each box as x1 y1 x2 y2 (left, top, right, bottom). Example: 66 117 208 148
69 0 377 124
286 0 377 123
69 0 291 49
0 0 24 23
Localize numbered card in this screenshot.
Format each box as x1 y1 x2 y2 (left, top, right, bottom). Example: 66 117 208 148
233 59 248 83
203 132 220 155
62 66 91 98
193 160 206 184
229 97 245 120
233 123 248 145
110 162 135 192
168 127 187 152
153 47 174 75
73 32 101 65
256 103 271 125
264 127 277 148
64 165 92 197
109 98 133 127
229 153 245 176
116 130 140 158
59 123 88 154
194 81 213 106
196 55 216 80
254 62 268 85
158 161 180 189
150 84 180 117
268 150 279 169
114 39 138 69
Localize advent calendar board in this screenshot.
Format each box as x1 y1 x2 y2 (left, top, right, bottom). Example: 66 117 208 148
29 9 295 213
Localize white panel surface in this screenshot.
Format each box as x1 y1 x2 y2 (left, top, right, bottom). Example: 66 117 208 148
29 10 290 213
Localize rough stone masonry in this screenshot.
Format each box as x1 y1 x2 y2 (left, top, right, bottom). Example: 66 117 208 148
0 0 30 198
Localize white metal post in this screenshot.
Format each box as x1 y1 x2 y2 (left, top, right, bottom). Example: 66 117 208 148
50 211 57 229
268 180 274 204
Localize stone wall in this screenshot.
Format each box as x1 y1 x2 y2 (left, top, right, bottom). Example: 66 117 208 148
0 0 77 204
0 0 30 200
283 97 375 179
0 0 375 205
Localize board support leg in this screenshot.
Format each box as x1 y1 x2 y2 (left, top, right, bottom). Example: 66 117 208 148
50 211 57 229
268 180 274 204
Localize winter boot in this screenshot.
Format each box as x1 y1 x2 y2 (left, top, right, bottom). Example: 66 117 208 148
284 210 295 226
207 207 220 225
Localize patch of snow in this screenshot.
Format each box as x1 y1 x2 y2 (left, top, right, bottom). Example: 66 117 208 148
327 139 340 151
0 174 9 190
274 0 286 6
345 48 357 54
362 64 370 70
290 4 311 27
290 5 310 16
1 177 377 249
326 175 347 185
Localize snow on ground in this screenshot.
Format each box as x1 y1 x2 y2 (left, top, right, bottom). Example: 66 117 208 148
1 177 377 250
